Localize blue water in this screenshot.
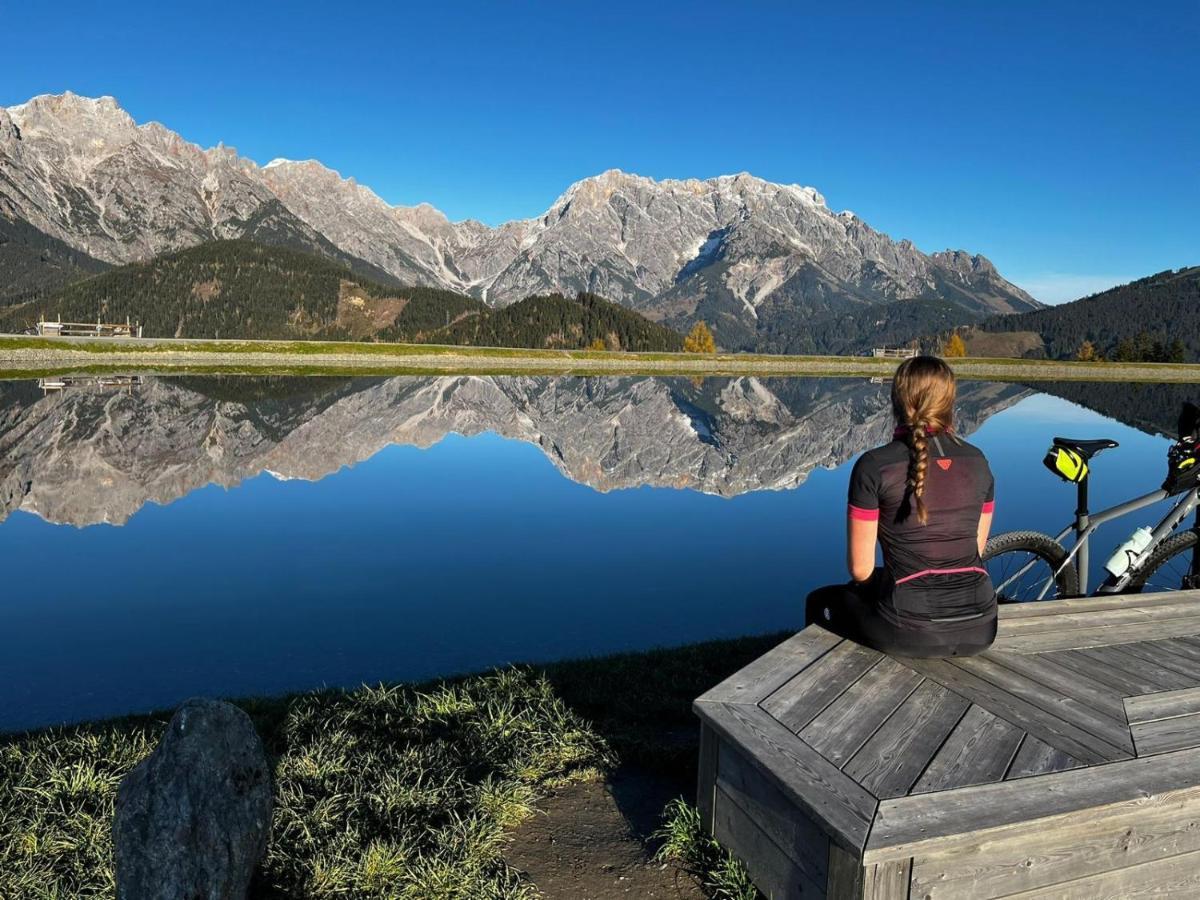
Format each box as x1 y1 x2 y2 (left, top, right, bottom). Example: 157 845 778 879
0 376 1187 731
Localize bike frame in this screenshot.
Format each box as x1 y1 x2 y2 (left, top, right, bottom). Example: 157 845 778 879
1046 479 1200 597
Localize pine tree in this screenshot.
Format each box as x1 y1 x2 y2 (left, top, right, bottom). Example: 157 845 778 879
684 320 717 353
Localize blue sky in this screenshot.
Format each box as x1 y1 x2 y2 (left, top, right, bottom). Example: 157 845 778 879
5 0 1196 302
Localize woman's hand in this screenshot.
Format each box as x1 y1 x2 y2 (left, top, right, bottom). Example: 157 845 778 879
847 514 878 583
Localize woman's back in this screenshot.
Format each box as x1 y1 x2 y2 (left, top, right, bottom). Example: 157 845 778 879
850 431 995 625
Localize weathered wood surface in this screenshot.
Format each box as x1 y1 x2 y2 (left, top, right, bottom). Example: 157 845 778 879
713 784 825 898
716 741 830 885
695 700 877 851
908 784 1200 897
799 657 922 766
901 656 1121 764
698 627 842 705
842 680 969 799
761 639 880 734
910 705 1023 794
865 747 1200 862
694 589 1200 898
1125 685 1200 724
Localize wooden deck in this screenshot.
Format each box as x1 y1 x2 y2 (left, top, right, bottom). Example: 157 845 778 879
694 590 1200 898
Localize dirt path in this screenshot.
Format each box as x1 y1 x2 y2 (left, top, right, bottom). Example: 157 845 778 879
507 769 706 900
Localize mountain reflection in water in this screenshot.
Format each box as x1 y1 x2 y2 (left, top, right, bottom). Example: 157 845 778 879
0 375 1034 527
0 374 1191 730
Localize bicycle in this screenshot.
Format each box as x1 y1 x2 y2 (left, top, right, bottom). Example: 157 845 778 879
983 402 1200 601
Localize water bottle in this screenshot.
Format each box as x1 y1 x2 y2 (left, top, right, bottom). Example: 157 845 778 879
1105 527 1154 578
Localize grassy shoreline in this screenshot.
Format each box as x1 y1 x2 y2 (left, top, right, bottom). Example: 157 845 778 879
3 334 1200 381
0 633 785 899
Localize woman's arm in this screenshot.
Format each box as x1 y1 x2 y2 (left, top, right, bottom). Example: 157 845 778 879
847 514 878 583
977 508 994 556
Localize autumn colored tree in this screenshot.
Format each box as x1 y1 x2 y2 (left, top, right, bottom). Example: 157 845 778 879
1076 340 1098 361
943 332 967 358
588 337 606 351
684 320 717 353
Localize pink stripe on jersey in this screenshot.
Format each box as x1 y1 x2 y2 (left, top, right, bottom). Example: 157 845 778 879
981 500 995 514
894 566 988 586
848 504 879 522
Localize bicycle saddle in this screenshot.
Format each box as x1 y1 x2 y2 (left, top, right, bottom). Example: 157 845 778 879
1052 437 1119 459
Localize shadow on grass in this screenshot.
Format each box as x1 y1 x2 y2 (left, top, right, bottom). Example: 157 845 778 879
0 631 792 899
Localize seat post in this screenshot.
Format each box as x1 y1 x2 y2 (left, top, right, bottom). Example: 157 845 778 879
1076 477 1090 595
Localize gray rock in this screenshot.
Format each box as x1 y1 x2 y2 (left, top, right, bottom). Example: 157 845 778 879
114 698 272 900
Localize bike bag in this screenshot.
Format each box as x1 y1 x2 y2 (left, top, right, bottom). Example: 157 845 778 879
1044 445 1088 483
1165 436 1200 495
1164 403 1200 496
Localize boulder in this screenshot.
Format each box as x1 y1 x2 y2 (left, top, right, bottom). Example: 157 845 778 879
114 698 273 900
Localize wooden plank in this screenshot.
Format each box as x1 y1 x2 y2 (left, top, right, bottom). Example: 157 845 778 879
717 740 830 885
998 599 1200 635
861 858 911 899
911 705 1024 794
1117 640 1200 682
950 653 1133 754
699 627 843 705
1006 734 1082 779
993 616 1200 653
1161 636 1200 662
997 590 1200 620
800 657 924 767
695 699 878 851
1077 644 1196 691
826 842 863 899
843 680 970 799
1003 846 1200 899
697 722 718 833
864 745 1200 864
983 648 1128 721
904 657 1124 764
761 639 881 735
1042 648 1162 694
1126 686 1200 725
909 785 1200 898
713 784 825 898
1132 713 1200 756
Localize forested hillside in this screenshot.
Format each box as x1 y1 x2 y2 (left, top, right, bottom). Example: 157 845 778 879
440 292 685 352
0 241 684 350
0 240 483 341
983 268 1200 362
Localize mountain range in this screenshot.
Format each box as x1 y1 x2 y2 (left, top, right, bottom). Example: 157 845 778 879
0 375 1030 526
0 92 1040 351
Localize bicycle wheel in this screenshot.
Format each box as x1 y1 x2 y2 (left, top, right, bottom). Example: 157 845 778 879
983 531 1080 602
1130 529 1200 593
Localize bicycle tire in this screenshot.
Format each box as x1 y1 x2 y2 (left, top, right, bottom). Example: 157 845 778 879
983 531 1080 602
1129 529 1200 593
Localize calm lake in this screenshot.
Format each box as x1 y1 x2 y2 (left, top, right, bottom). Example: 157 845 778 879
0 375 1193 732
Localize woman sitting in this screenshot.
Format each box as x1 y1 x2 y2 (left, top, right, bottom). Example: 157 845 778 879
805 355 997 657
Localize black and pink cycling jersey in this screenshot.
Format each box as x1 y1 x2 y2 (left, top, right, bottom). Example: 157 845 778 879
847 429 996 627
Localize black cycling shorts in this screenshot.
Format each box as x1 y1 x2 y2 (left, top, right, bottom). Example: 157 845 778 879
805 575 996 658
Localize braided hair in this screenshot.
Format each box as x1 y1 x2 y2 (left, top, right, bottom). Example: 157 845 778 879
891 356 957 525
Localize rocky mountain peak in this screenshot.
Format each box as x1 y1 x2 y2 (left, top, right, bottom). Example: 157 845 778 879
0 108 18 143
0 92 1043 350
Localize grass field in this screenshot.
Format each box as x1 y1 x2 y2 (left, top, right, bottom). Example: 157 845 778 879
2 334 1200 381
0 634 783 899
